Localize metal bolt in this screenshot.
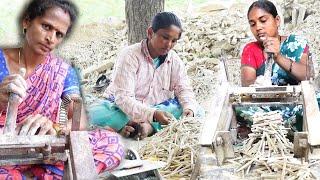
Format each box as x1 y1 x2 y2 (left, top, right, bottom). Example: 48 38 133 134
216 137 223 146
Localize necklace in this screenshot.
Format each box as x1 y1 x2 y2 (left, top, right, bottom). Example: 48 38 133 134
18 48 26 77
18 48 21 65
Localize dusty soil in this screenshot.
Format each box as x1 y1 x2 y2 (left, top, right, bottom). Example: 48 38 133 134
54 1 320 178
56 0 320 104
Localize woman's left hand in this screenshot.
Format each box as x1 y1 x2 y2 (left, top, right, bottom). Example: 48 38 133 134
262 36 281 59
16 114 56 135
183 109 194 117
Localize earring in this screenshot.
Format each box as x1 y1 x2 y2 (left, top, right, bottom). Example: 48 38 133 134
23 28 26 35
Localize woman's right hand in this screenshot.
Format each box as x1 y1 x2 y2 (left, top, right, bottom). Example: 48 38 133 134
15 114 56 135
262 36 281 59
251 75 272 87
0 74 27 110
153 110 173 125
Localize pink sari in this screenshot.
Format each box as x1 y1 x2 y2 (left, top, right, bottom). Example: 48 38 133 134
0 53 67 128
0 53 124 179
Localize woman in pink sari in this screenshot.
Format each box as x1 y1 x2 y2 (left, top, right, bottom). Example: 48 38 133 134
0 0 123 179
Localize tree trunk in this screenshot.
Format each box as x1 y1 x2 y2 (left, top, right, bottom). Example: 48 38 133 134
125 0 164 45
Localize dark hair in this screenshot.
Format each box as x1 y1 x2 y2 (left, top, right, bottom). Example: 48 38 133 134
20 0 78 36
247 0 278 18
151 12 182 37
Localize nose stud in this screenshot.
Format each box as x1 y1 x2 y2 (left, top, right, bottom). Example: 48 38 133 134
46 36 52 42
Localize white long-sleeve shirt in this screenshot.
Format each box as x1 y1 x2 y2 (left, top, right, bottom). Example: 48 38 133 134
104 40 197 122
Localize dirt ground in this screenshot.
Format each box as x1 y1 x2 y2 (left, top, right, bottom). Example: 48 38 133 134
56 0 319 103
56 0 319 156
53 0 320 178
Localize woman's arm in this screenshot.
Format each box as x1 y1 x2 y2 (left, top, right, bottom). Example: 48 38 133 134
275 53 310 81
241 65 257 87
264 36 312 81
0 74 27 111
171 56 197 115
62 66 87 131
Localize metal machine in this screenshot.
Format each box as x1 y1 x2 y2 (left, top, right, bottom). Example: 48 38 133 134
0 93 98 179
0 68 165 179
194 60 320 179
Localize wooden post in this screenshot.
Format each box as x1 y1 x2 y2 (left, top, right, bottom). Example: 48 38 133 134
301 81 320 146
199 60 231 146
71 97 82 131
69 131 97 179
293 132 308 161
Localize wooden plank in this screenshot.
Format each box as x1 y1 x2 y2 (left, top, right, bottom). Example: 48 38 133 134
69 131 98 180
199 60 231 146
199 81 230 146
0 153 67 166
63 150 73 180
293 132 308 158
71 97 82 131
0 135 66 146
83 61 114 78
301 81 320 145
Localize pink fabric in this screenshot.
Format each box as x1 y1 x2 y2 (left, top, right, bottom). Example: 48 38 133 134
18 54 68 123
104 39 197 123
0 162 64 180
89 129 125 173
0 53 69 128
0 53 124 177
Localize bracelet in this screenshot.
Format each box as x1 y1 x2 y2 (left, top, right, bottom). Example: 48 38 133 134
289 61 294 73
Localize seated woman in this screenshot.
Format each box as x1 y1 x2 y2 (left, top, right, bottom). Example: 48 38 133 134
238 0 312 134
241 0 310 87
89 12 198 139
0 0 123 179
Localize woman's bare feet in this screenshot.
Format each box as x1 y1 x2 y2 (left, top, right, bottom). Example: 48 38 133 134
119 123 136 137
119 121 154 140
119 120 142 138
137 122 154 140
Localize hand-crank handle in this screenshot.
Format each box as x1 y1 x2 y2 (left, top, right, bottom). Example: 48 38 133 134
3 68 26 135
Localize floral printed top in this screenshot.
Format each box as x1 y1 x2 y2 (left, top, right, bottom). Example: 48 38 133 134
241 34 309 85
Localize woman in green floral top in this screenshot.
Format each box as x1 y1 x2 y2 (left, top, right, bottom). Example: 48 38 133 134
238 0 313 134
241 1 311 86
